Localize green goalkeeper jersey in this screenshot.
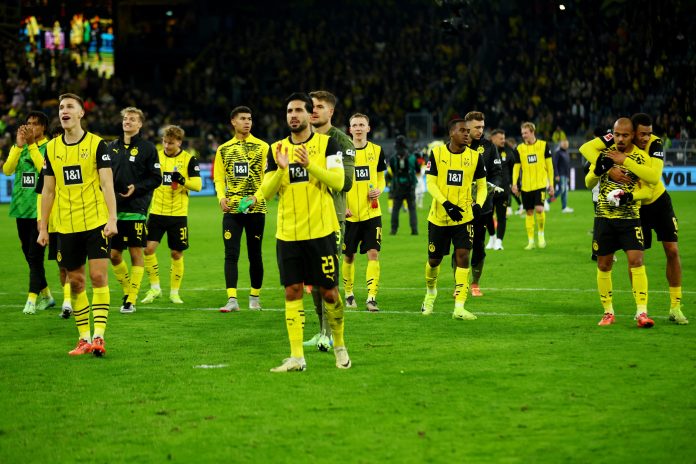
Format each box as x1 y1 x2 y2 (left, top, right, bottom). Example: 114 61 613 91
327 126 355 222
5 139 48 219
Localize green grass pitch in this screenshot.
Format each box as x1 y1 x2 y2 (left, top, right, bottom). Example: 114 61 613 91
0 191 694 463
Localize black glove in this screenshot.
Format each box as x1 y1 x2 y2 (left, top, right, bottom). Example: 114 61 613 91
618 191 634 205
472 203 482 219
171 171 185 185
442 200 464 222
593 154 613 176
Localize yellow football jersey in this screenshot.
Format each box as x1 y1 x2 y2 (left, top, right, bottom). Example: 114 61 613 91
593 145 651 219
514 139 553 191
266 133 342 241
347 141 386 222
426 144 486 226
149 149 200 216
44 132 110 233
214 134 269 214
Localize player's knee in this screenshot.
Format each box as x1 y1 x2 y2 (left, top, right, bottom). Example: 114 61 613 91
663 242 679 261
110 250 122 265
69 273 86 293
285 284 303 301
321 287 338 305
367 250 379 260
344 254 355 264
171 250 183 260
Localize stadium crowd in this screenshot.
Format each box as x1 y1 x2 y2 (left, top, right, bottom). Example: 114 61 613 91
1 1 693 161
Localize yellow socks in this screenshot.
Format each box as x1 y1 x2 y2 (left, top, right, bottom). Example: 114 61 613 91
72 290 91 340
112 261 130 294
366 260 380 299
285 299 305 358
227 288 238 299
144 253 160 288
28 292 38 304
454 267 470 305
535 211 545 233
40 286 52 298
127 265 144 304
171 257 184 292
92 286 110 339
325 296 345 348
597 269 614 313
631 265 648 314
342 260 355 295
525 214 535 241
250 287 260 298
62 282 71 306
669 286 682 309
425 263 440 294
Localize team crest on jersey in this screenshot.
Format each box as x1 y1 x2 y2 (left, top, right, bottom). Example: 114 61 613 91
428 242 435 253
477 146 484 154
224 230 232 240
57 251 62 262
130 148 139 156
80 149 89 159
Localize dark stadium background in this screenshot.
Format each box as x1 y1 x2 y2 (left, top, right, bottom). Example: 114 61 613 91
1 0 694 195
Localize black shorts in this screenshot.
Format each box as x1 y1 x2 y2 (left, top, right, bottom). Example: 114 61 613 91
111 219 146 251
147 214 189 251
277 233 339 289
48 232 59 261
640 191 678 249
57 226 110 271
592 217 644 256
521 188 546 210
427 221 474 259
343 217 382 255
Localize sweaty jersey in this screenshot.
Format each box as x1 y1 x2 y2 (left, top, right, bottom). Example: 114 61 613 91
150 149 201 217
513 139 553 191
426 143 487 226
347 141 386 222
592 144 650 219
44 132 110 233
214 133 269 214
266 133 342 241
5 138 48 218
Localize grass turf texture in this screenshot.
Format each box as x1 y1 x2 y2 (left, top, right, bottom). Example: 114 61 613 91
0 191 694 463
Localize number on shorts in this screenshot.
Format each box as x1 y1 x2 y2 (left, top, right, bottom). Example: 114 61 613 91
634 226 644 245
180 226 188 242
321 255 335 277
376 226 382 241
134 222 144 237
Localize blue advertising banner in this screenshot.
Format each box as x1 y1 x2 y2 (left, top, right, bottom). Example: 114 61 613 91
0 162 218 204
661 167 696 191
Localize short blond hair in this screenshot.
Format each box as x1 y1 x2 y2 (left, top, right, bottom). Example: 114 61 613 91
121 107 145 123
521 121 536 132
162 125 184 140
349 113 369 124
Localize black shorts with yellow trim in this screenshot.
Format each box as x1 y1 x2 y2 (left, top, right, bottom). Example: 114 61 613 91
427 221 474 259
146 214 189 251
592 217 644 256
343 216 382 255
639 191 678 249
521 188 546 210
277 233 339 289
111 219 146 251
57 226 110 271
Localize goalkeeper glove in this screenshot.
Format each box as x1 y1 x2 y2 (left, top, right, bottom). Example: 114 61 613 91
171 171 185 185
442 200 464 222
593 154 614 176
237 196 254 213
606 189 633 206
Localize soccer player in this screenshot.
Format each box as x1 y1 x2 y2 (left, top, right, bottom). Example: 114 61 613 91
4 111 55 314
553 139 574 213
141 125 201 305
213 106 269 312
37 93 118 356
421 119 487 320
343 113 386 312
303 90 355 351
107 107 161 314
582 117 655 328
262 92 350 372
511 122 554 249
488 129 514 250
464 112 502 297
582 114 686 324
